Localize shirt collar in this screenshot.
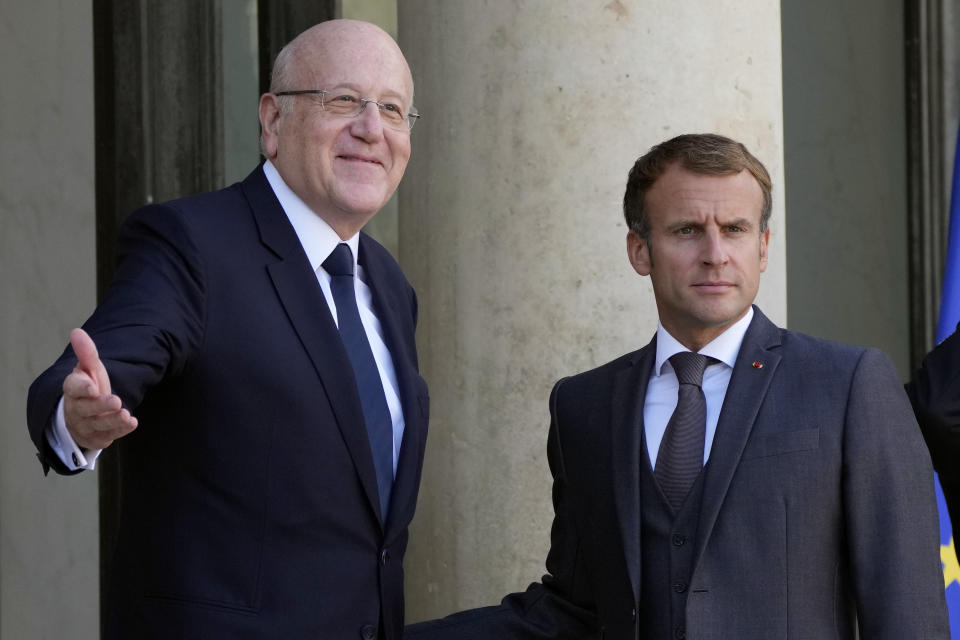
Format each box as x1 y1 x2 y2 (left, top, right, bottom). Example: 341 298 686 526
654 306 754 375
262 159 359 272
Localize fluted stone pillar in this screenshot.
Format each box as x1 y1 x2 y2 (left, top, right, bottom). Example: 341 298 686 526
397 1 786 621
2 1 98 636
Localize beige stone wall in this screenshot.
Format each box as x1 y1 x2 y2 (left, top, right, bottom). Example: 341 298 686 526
342 0 401 256
0 1 99 638
782 0 911 375
398 0 786 621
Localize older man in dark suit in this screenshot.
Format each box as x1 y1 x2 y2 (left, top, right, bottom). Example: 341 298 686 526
407 134 948 639
28 19 427 640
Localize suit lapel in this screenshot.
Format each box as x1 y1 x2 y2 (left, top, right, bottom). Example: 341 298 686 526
693 308 782 566
241 167 384 527
611 339 656 601
358 235 425 536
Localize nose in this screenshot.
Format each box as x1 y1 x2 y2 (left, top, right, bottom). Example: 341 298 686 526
350 100 384 141
702 228 728 265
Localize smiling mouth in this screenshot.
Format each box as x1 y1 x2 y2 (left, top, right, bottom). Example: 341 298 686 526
338 154 381 166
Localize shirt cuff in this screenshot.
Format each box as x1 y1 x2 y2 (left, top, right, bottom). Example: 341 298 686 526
45 396 101 471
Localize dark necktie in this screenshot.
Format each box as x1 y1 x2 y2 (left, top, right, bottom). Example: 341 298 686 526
323 243 393 520
655 351 713 511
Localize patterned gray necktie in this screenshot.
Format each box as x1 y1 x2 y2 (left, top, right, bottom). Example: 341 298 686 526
655 352 713 511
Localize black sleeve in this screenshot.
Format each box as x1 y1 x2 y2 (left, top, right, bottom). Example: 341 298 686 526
905 325 960 543
25 204 205 475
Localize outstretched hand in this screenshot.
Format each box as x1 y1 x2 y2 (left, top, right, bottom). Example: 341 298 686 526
62 328 138 450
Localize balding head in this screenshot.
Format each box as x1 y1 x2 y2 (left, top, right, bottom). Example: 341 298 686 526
258 20 416 239
270 20 413 111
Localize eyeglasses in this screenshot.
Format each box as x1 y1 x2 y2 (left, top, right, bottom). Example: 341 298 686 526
274 89 421 132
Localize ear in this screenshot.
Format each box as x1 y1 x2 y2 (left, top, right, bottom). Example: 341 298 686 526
627 230 652 276
758 228 770 272
258 93 283 159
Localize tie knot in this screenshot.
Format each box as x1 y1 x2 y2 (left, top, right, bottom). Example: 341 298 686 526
323 243 354 277
669 352 711 387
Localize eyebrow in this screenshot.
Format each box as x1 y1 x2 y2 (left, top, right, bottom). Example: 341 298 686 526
324 83 408 102
666 218 704 230
665 217 755 231
721 217 754 228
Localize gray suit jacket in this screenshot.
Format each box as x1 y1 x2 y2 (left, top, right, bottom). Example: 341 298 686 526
407 307 948 639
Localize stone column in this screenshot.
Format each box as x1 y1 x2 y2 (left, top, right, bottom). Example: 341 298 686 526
397 1 786 621
905 0 960 358
1 1 98 636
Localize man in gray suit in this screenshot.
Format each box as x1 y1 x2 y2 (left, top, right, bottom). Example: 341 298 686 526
407 133 949 639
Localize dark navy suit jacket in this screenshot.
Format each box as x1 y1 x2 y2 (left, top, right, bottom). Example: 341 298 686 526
27 166 429 639
407 308 948 639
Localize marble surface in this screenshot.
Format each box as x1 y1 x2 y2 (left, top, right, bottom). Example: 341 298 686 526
398 0 786 621
0 1 99 638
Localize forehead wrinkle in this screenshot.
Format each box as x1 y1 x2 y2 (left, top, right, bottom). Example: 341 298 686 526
285 22 413 102
314 61 411 109
668 188 759 213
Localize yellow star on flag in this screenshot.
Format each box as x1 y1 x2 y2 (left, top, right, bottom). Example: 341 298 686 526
942 537 960 588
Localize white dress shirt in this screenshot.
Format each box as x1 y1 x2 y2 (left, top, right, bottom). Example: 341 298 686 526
643 307 754 468
49 160 405 474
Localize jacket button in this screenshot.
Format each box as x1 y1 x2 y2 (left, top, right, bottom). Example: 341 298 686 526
672 534 686 546
674 625 686 639
672 581 687 593
380 548 390 565
359 624 377 640
631 607 637 621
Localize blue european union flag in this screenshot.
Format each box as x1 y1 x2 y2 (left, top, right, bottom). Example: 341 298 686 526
938 125 960 346
936 122 960 637
938 481 960 637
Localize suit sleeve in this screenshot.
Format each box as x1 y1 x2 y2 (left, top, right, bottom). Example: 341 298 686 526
906 327 960 541
844 348 949 638
26 204 205 475
405 379 600 640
